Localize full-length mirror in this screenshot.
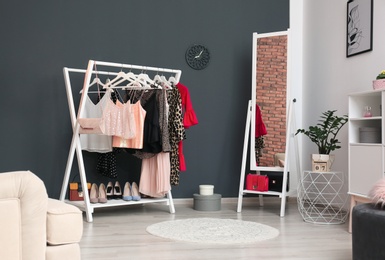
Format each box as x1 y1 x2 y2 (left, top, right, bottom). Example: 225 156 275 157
250 30 289 171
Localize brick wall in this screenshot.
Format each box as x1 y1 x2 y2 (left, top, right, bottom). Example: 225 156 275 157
256 35 287 166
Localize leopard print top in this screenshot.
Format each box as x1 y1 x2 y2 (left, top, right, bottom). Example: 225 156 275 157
167 88 185 185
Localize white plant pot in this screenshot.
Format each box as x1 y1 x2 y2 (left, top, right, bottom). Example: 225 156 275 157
311 154 335 172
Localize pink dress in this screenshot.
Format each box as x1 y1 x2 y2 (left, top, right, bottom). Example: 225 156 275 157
139 152 171 198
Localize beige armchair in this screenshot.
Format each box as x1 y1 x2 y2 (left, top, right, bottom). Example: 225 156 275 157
0 171 83 260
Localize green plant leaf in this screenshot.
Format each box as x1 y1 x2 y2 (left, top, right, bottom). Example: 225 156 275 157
295 110 348 154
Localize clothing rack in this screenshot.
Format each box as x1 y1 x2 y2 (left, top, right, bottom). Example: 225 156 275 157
60 60 181 222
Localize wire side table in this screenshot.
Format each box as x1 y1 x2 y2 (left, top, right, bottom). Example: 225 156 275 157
297 171 348 224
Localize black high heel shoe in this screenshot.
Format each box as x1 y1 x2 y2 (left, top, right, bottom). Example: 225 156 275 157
114 181 122 199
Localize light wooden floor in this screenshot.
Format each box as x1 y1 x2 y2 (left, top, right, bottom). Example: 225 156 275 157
80 198 352 260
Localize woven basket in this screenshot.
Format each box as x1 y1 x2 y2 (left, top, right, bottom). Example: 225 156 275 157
373 79 385 90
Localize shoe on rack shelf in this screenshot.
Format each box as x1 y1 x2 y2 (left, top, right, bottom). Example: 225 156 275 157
131 182 141 201
90 183 99 204
122 182 132 201
106 181 114 200
98 183 108 203
114 181 122 199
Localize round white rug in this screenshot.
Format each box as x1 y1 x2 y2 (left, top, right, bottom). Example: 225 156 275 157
146 218 279 244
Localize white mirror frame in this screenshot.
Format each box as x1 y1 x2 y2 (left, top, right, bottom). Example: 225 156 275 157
250 30 290 171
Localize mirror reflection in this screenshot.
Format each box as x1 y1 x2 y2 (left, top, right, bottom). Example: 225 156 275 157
251 31 288 170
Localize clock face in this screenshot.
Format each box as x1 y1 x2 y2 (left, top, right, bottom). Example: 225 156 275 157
185 44 210 70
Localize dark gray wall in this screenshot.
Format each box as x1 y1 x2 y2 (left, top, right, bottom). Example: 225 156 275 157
0 1 289 198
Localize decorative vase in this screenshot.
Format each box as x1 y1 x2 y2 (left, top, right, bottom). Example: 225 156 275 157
373 79 385 90
311 154 335 172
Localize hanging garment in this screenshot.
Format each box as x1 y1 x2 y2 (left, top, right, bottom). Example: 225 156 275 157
79 91 112 153
158 89 171 152
167 88 185 186
176 82 199 128
255 104 267 138
176 83 199 171
255 104 267 164
139 152 171 198
127 90 163 158
139 91 162 153
96 150 118 179
112 100 147 149
99 99 136 139
255 136 265 165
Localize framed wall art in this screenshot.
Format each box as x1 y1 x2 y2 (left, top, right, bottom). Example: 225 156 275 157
346 0 373 57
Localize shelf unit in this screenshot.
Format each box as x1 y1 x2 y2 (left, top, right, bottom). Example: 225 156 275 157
60 61 180 222
348 89 384 232
66 197 174 213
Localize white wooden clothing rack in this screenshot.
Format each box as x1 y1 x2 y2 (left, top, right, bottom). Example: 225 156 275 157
60 60 181 222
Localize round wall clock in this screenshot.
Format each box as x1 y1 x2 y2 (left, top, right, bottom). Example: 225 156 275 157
185 44 210 70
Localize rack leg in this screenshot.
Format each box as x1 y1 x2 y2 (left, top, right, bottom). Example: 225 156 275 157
60 133 77 201
74 134 93 222
167 190 175 214
278 99 297 217
279 192 287 217
237 101 252 213
259 195 264 206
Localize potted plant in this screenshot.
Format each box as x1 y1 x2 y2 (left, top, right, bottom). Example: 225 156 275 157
373 70 385 90
296 110 348 172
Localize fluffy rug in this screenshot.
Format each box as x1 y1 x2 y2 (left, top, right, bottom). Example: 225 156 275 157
146 218 279 244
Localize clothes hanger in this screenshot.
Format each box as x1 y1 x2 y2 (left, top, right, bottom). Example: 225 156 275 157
153 72 165 89
105 65 136 89
108 72 137 89
104 71 125 88
168 75 178 85
153 69 171 89
80 63 109 93
126 78 144 89
80 76 107 94
112 72 138 89
137 70 154 87
160 74 172 89
153 73 162 84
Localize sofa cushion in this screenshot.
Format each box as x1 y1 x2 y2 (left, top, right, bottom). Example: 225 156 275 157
0 198 21 260
46 199 83 245
352 203 385 259
0 170 48 260
46 243 81 260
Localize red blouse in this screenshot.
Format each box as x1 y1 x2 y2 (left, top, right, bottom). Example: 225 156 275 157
176 83 198 171
177 83 199 128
